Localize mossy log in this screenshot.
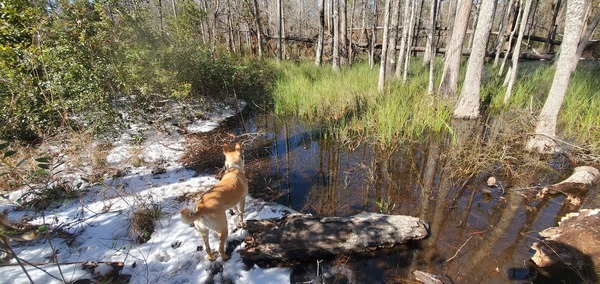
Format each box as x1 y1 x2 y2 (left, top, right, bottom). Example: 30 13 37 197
240 213 429 267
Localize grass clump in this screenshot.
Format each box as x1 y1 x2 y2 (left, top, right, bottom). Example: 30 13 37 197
272 60 452 148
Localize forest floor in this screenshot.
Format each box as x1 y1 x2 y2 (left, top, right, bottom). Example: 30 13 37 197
0 101 297 283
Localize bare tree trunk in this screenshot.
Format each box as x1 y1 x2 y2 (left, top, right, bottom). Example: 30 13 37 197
498 0 522 77
277 0 282 61
453 0 496 119
315 0 325 66
171 0 177 18
340 0 348 66
437 0 472 99
544 0 562 54
467 1 480 52
423 0 437 67
348 0 356 65
369 0 378 69
427 0 439 95
493 0 513 67
226 0 235 53
402 0 417 83
385 0 401 77
576 10 600 60
333 0 340 71
251 0 263 58
526 0 586 153
395 0 411 78
503 0 533 104
378 0 393 92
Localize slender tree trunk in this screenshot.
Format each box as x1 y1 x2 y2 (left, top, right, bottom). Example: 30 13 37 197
544 0 562 53
423 0 437 67
369 0 378 69
386 0 401 77
348 0 356 65
453 0 496 119
493 0 513 67
526 0 586 153
427 0 439 95
315 0 325 66
378 0 393 92
340 0 348 66
395 0 411 78
171 0 177 18
437 0 472 99
576 10 600 60
402 0 417 83
277 0 282 61
333 0 340 71
498 0 521 77
226 0 235 53
503 0 533 104
251 0 263 58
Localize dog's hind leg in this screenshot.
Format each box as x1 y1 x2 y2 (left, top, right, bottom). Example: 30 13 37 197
218 228 229 261
236 198 246 228
196 225 215 261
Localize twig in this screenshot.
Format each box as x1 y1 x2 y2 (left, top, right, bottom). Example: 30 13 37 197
445 235 474 263
526 132 588 151
0 237 34 284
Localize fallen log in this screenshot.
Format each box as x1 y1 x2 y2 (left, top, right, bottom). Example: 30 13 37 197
240 213 429 267
529 209 600 283
537 166 599 205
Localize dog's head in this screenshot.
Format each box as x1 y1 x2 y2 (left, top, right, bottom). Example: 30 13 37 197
223 142 244 171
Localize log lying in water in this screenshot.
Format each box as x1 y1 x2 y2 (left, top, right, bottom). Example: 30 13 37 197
529 209 600 282
239 213 429 266
537 166 599 205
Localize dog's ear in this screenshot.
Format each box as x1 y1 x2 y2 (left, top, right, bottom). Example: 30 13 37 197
235 142 242 152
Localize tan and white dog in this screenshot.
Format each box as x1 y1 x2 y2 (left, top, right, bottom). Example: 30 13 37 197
180 143 248 261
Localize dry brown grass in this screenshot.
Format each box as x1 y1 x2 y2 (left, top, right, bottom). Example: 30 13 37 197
129 203 162 244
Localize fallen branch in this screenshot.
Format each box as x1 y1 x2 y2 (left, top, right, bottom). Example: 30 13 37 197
445 235 474 263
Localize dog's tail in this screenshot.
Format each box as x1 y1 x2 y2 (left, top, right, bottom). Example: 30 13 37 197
180 206 200 224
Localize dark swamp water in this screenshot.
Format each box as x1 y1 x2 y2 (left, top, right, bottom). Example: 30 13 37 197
214 111 599 284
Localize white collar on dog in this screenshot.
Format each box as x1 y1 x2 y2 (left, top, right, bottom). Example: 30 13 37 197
225 164 245 173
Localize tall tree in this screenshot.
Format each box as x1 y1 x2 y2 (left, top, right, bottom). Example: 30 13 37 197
369 0 378 68
576 9 600 60
340 0 348 66
333 0 340 71
385 0 401 77
525 0 586 153
315 0 325 65
423 0 439 67
503 0 533 104
453 0 496 119
277 0 282 61
493 0 513 67
426 0 439 95
378 0 393 92
437 0 472 98
395 0 411 78
250 0 263 58
402 0 417 83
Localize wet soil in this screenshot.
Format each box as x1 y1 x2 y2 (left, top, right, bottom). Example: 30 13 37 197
181 111 599 283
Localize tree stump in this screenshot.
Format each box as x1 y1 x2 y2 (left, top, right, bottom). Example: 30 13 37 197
240 213 429 267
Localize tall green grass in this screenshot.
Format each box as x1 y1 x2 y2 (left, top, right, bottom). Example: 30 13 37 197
561 63 600 148
272 60 452 148
272 59 598 150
